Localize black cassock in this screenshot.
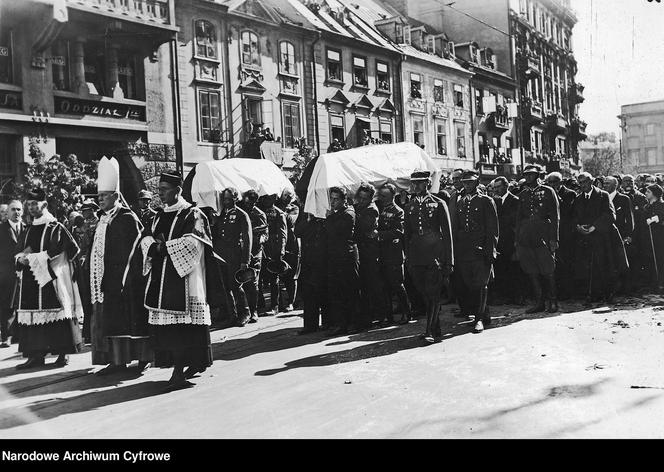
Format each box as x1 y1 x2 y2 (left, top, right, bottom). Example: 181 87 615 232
142 202 229 371
16 219 82 358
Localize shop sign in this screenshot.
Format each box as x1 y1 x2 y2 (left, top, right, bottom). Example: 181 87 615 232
54 96 145 121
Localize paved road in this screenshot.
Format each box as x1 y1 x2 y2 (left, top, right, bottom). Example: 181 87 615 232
1 297 664 438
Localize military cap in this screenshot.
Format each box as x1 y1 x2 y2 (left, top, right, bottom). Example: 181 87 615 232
410 170 431 181
160 170 183 187
137 189 153 200
523 164 544 175
461 170 479 181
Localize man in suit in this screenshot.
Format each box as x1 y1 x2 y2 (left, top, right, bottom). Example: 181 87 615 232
545 172 577 300
326 186 360 336
490 176 521 305
405 171 454 343
605 176 634 294
212 188 252 327
572 173 628 303
621 174 649 291
515 165 560 314
0 200 23 347
453 171 498 333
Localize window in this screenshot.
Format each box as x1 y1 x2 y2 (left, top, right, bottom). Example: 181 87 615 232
327 49 342 82
118 51 139 100
433 79 444 103
455 122 466 158
279 41 297 75
353 56 368 87
647 148 657 166
630 124 642 135
376 61 390 92
282 102 301 148
195 20 217 60
475 88 483 114
198 89 222 142
412 115 424 147
245 97 263 131
629 150 640 165
380 120 393 143
453 84 464 108
241 31 260 67
646 123 656 135
84 42 106 95
0 29 13 84
330 114 345 144
436 120 447 156
51 40 70 91
410 73 422 99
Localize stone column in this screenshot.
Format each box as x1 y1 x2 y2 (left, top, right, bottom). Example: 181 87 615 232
107 44 124 99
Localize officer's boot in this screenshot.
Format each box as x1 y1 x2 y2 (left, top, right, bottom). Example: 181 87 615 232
479 287 491 325
545 275 559 313
525 275 545 314
396 285 412 324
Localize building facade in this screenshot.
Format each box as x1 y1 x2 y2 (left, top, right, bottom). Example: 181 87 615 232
619 100 664 175
0 0 179 201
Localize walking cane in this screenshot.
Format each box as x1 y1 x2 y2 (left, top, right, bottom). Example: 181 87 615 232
648 224 659 283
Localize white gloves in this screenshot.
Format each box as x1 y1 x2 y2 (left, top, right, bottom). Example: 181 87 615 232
647 215 660 225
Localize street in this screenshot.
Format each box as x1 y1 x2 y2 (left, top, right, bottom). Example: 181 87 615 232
1 296 664 439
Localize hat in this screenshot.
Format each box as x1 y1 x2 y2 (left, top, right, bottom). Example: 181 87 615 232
461 170 479 181
160 170 183 187
523 164 544 175
97 156 120 193
26 188 46 202
137 189 153 200
410 170 431 182
266 259 291 275
647 184 663 199
234 267 256 285
80 199 100 212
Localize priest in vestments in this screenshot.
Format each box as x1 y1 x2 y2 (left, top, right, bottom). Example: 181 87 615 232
141 171 228 390
15 188 83 369
90 157 152 374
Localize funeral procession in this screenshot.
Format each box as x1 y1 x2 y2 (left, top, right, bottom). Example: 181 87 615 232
1 0 664 440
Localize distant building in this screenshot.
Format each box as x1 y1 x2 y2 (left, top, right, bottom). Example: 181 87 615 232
619 100 664 175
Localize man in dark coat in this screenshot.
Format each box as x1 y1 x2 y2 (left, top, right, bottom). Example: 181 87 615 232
644 184 664 290
545 172 577 300
453 171 498 333
326 186 360 336
295 212 327 334
0 199 23 347
490 176 521 305
605 176 634 294
515 165 560 314
621 174 650 290
572 172 628 303
354 183 382 328
376 183 411 324
90 157 150 374
212 188 252 327
240 189 268 323
405 171 454 343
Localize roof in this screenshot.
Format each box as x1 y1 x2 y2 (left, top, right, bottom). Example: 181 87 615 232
400 44 470 75
221 0 318 29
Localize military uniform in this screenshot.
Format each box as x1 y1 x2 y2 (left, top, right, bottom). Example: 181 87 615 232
625 188 650 287
555 185 576 299
295 215 328 332
135 207 158 231
212 206 252 324
242 204 268 319
515 165 560 313
404 173 453 340
377 202 411 321
453 190 498 321
355 201 382 326
264 205 287 312
645 199 664 288
276 201 301 309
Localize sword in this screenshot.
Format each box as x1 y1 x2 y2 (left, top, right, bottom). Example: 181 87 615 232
649 224 659 282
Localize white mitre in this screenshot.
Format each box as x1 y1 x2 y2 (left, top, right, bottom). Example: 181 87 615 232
97 156 120 192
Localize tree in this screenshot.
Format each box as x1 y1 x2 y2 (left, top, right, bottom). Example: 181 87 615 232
582 147 622 177
289 137 316 186
20 138 98 220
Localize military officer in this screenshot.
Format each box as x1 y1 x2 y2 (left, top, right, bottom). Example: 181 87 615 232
263 194 287 316
354 183 382 328
376 183 411 324
240 189 268 323
515 164 560 314
212 188 252 326
404 171 454 344
621 174 650 290
132 190 157 230
453 170 499 333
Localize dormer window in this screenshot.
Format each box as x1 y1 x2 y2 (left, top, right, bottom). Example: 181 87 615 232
397 24 411 45
426 35 435 53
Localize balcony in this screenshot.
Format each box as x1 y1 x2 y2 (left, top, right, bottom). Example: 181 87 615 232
487 109 510 131
523 98 544 124
66 0 175 28
546 112 568 132
524 55 541 77
571 117 588 140
568 82 585 104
